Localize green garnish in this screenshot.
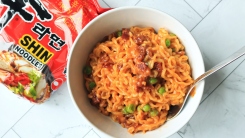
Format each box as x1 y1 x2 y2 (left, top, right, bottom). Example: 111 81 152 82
11 83 24 94
17 83 24 93
170 33 176 36
26 70 41 98
122 107 129 114
83 66 92 75
150 109 159 117
117 30 122 37
158 87 166 95
29 84 37 97
89 81 96 90
125 104 136 114
165 39 171 47
137 105 142 111
149 78 158 85
28 70 41 85
142 104 151 112
122 104 136 114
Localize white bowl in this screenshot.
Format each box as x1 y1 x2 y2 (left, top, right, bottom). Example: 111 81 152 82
67 6 205 138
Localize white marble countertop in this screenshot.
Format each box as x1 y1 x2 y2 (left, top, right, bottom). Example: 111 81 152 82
1 0 245 138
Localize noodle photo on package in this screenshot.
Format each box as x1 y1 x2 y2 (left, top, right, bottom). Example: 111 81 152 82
83 26 194 133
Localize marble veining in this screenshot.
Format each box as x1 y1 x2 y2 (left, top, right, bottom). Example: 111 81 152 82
184 0 222 17
137 0 202 31
84 129 101 138
102 0 140 7
1 0 245 138
178 60 245 138
2 129 20 138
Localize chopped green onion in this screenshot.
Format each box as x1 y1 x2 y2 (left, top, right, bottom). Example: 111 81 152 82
89 81 96 90
158 87 166 95
28 70 41 85
170 33 176 36
142 104 151 112
149 78 158 85
165 39 171 47
29 84 37 96
83 66 92 75
122 107 129 114
117 30 122 37
150 109 159 117
137 105 142 111
125 104 135 114
11 83 24 94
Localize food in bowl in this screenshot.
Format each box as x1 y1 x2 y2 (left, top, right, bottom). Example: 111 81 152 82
83 26 194 133
68 6 205 138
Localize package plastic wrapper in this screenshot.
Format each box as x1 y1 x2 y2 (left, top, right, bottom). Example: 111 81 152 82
0 0 110 103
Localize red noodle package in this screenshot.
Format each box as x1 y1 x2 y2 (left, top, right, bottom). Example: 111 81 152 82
0 0 110 103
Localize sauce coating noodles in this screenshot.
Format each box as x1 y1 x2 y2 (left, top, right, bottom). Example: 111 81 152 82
84 27 193 133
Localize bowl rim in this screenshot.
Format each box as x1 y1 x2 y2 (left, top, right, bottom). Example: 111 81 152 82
67 6 205 138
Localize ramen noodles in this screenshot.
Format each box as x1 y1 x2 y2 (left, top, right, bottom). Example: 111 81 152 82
83 26 193 133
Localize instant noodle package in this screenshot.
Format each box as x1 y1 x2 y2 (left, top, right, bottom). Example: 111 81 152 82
0 0 110 103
